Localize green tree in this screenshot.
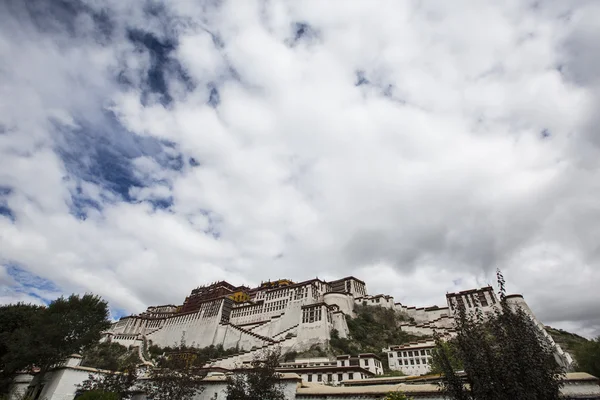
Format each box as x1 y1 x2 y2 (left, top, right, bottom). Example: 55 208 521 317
79 364 138 399
138 360 206 400
0 303 44 392
0 294 110 394
226 348 285 400
430 339 463 375
77 390 121 400
435 270 565 400
574 337 600 378
384 391 413 400
81 342 130 371
82 338 207 400
328 306 421 372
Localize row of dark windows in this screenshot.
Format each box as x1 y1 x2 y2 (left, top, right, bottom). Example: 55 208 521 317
306 372 360 382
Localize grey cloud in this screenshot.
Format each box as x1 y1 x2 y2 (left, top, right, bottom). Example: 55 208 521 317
0 0 599 338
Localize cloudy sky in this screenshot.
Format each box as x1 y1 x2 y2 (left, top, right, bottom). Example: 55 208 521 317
1 0 599 337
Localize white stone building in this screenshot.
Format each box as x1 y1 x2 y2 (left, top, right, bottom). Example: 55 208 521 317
104 275 574 372
336 354 384 376
385 340 436 376
9 355 600 400
106 277 367 368
276 356 375 386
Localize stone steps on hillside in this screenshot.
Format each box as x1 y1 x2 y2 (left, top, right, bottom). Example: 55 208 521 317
206 335 298 368
272 324 299 340
228 323 276 344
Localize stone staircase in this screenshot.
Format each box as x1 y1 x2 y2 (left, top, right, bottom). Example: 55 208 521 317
144 325 164 337
241 312 287 334
244 320 270 332
136 335 155 367
272 324 299 340
206 334 298 369
228 323 277 344
399 318 456 337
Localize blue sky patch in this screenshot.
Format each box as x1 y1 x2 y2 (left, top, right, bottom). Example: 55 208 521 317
6 265 61 304
0 186 15 222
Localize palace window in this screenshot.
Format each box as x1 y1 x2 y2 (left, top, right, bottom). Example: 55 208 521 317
348 373 354 380
317 374 322 382
338 374 343 381
478 292 489 307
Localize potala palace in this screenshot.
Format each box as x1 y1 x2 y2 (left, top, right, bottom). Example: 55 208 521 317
105 276 574 372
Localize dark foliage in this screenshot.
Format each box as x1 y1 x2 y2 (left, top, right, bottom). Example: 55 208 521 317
0 295 110 394
81 342 131 371
329 305 422 371
81 339 207 400
138 361 206 400
150 343 238 367
435 270 565 400
384 392 414 400
574 336 600 378
226 348 285 400
76 391 121 400
0 303 44 392
282 350 297 362
430 339 463 375
79 365 137 399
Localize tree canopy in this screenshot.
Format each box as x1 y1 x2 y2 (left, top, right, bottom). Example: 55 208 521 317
574 336 600 378
0 294 111 394
80 338 207 400
434 271 565 400
226 348 285 400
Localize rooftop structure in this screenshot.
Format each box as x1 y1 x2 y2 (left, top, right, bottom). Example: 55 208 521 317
276 356 377 386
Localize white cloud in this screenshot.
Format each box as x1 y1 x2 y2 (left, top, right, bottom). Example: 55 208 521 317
0 0 599 337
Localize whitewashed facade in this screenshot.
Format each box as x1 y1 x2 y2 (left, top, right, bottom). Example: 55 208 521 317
10 356 599 400
103 276 574 372
385 340 436 376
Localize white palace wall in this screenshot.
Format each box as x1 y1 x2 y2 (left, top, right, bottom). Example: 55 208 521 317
146 312 221 348
505 295 574 368
106 276 574 373
331 312 350 338
324 293 355 316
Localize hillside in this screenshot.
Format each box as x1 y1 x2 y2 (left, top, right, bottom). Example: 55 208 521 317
80 342 141 370
545 326 590 363
328 305 428 371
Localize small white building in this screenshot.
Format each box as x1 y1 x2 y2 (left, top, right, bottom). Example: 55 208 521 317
9 355 600 400
385 340 436 376
8 355 118 400
276 355 380 385
336 354 384 376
